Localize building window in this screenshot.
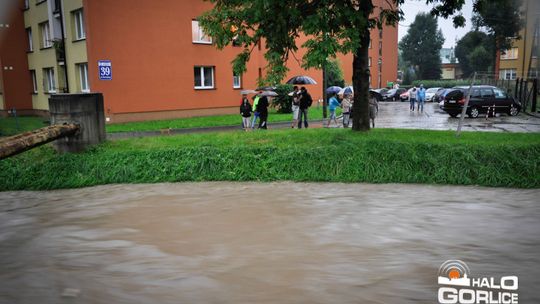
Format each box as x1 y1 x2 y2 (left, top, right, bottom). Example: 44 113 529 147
78 63 89 92
36 0 46 5
233 72 241 88
191 20 212 44
194 66 214 89
40 21 51 48
499 69 517 80
26 27 33 52
73 9 86 40
369 39 371 49
24 0 29 9
30 70 37 93
43 68 56 93
368 57 371 67
501 48 518 60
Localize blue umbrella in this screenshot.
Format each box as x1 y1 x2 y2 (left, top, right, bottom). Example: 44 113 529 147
326 86 342 94
338 86 354 95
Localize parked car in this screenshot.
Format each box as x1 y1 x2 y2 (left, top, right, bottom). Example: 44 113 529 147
425 87 442 102
442 85 521 118
433 88 452 104
370 88 388 101
400 88 413 101
382 88 407 101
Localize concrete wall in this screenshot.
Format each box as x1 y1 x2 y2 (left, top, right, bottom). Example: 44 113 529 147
0 0 33 112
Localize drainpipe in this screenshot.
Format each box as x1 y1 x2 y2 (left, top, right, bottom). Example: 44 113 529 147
57 0 69 92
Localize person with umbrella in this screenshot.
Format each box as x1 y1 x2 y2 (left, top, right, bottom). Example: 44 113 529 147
326 93 341 127
239 93 252 130
290 86 301 128
341 93 353 128
298 87 313 128
251 92 261 129
256 91 272 129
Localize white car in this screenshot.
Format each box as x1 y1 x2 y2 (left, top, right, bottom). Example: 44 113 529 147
425 87 442 102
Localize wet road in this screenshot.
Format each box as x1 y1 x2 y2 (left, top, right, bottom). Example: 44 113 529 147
374 101 540 132
1 182 539 303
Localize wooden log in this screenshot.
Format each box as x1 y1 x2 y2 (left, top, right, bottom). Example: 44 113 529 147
0 124 79 160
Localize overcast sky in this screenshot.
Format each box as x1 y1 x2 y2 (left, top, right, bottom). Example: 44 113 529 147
398 0 474 48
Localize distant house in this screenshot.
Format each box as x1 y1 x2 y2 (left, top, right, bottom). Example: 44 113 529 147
440 48 461 79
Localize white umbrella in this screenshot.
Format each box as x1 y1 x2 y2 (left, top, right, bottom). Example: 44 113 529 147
260 91 278 97
240 89 258 95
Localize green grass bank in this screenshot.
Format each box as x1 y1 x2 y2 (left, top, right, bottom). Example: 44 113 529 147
1 129 539 191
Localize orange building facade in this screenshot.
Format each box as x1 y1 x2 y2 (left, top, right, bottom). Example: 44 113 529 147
2 0 398 123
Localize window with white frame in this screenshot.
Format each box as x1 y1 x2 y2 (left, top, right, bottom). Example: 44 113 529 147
26 27 33 51
24 0 29 9
30 70 37 93
194 66 214 89
78 63 89 92
40 21 51 48
233 72 241 88
191 20 212 44
501 48 518 60
43 68 56 93
499 68 517 80
368 57 371 67
73 9 86 40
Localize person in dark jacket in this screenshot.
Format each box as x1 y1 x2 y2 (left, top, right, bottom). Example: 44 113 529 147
298 87 312 128
239 94 252 130
256 95 269 129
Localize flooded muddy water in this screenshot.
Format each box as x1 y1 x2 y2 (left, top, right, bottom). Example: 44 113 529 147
1 182 539 303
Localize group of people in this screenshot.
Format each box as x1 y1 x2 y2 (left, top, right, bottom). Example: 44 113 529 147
409 84 426 112
239 86 313 130
240 92 268 130
240 85 381 130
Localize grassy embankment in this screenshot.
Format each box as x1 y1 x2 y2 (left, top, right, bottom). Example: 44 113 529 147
1 128 539 191
0 117 48 136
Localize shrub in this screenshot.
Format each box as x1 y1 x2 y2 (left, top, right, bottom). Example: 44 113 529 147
412 79 472 88
272 84 294 113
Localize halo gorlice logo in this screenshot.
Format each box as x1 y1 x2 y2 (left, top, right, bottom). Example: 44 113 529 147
437 260 519 304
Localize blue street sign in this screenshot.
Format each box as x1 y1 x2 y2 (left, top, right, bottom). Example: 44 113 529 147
98 60 112 80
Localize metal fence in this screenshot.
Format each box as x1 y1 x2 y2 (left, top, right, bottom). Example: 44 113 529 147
477 75 538 113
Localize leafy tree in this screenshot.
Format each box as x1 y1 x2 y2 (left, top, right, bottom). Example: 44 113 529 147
198 0 519 131
455 31 495 77
399 13 445 80
472 0 524 51
467 46 492 74
326 59 345 88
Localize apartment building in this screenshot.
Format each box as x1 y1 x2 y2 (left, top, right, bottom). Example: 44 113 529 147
1 0 398 123
497 0 540 80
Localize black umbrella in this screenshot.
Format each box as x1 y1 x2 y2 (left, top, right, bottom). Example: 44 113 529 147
285 76 317 85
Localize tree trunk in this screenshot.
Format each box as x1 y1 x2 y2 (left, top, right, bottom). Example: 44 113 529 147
0 124 79 160
351 28 371 131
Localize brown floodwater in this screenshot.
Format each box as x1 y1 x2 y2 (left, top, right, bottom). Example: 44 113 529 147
0 182 539 304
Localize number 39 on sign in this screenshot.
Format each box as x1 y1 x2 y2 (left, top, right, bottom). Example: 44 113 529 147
98 60 112 80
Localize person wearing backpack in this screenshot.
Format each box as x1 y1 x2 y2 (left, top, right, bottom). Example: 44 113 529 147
298 87 312 129
239 94 252 130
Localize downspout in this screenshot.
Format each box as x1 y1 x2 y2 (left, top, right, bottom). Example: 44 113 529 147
58 0 69 92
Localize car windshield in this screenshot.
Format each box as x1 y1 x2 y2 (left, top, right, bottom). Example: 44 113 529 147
426 88 439 93
387 89 397 94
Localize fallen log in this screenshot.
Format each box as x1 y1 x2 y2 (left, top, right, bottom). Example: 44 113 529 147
0 124 79 160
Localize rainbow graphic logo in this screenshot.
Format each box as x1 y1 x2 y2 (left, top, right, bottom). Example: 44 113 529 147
438 260 471 287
